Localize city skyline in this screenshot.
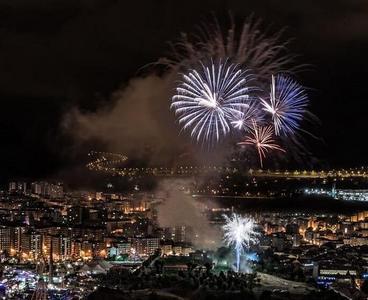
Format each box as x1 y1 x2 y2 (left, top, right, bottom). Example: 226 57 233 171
3 176 368 298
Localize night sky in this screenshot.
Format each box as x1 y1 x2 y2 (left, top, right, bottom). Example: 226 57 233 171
1 0 368 183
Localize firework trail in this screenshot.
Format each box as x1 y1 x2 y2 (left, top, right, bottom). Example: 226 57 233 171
260 74 308 136
171 60 255 143
238 120 285 168
223 213 258 272
161 15 296 81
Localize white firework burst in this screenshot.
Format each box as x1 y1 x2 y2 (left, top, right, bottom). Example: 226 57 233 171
171 60 255 143
223 213 258 272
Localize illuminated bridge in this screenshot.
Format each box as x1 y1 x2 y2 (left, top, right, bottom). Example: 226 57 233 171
249 169 368 179
86 151 368 179
86 151 128 172
86 151 244 177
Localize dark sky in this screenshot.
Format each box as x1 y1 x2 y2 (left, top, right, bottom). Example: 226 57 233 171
1 0 368 183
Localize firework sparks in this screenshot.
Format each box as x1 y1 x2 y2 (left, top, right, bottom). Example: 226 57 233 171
223 213 258 272
161 16 296 81
238 120 285 168
230 102 264 131
260 74 308 136
171 60 254 143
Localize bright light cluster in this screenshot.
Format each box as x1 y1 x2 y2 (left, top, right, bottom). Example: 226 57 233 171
223 213 258 272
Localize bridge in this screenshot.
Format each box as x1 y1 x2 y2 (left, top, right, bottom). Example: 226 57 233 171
86 151 368 179
249 169 368 179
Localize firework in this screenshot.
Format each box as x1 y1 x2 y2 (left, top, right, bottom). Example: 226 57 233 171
260 74 308 136
165 16 316 164
171 60 254 143
230 102 264 131
238 120 285 168
223 213 258 272
161 16 295 81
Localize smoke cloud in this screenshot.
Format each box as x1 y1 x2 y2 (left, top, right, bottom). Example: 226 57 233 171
155 178 221 250
65 73 194 165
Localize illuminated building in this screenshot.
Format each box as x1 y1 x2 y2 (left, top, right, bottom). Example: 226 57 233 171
116 241 131 255
52 235 72 260
30 232 42 259
71 240 82 257
0 225 24 255
8 182 17 193
9 182 27 194
160 242 173 255
314 263 358 286
0 226 13 253
20 231 42 259
162 226 194 243
130 237 159 256
31 181 64 199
